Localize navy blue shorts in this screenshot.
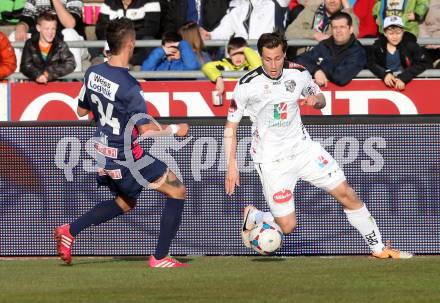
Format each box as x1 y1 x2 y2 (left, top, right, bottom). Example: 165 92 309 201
96 152 167 200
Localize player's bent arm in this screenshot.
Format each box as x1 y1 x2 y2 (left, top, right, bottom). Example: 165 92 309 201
77 106 90 117
313 93 326 109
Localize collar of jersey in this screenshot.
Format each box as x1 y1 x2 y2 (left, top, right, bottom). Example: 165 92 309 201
261 66 283 81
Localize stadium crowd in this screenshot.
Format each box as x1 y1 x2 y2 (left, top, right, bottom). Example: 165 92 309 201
0 0 438 91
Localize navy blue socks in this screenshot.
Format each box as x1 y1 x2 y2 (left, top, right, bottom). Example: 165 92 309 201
154 198 185 260
70 199 124 237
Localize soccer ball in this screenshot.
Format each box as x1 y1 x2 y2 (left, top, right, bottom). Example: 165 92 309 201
249 221 283 255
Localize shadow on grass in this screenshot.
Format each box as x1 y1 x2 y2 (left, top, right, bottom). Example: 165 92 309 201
60 258 119 266
58 256 194 266
113 256 194 264
251 257 286 262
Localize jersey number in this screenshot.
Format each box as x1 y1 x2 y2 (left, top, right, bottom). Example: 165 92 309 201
91 93 121 135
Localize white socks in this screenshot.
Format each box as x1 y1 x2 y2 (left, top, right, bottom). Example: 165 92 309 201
344 205 385 254
252 209 275 225
251 205 385 254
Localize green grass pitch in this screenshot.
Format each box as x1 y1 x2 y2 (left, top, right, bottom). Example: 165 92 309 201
1 256 439 303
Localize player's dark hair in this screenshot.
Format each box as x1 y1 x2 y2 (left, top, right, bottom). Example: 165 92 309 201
257 32 287 56
227 37 248 54
330 11 353 27
161 31 182 45
36 11 57 25
106 18 135 55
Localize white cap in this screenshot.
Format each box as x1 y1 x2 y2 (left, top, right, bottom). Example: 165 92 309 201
383 16 404 30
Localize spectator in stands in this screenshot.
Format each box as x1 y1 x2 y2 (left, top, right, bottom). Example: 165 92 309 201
160 0 231 35
285 0 359 42
202 37 261 96
367 16 431 90
353 0 378 37
20 12 76 83
199 0 290 40
93 0 161 66
9 0 86 72
296 12 366 87
141 31 200 71
178 21 211 66
419 0 440 68
373 0 429 37
0 0 25 25
0 32 17 79
285 0 304 27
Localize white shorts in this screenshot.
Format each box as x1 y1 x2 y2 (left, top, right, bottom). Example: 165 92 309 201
255 141 346 217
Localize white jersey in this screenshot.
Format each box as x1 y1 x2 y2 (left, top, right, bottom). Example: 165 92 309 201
227 62 322 163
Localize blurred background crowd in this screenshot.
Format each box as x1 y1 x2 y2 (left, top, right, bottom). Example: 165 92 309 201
0 0 438 91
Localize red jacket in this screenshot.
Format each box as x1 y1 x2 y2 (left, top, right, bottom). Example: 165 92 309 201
0 32 16 79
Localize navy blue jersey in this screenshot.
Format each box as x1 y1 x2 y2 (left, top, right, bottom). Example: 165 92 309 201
78 62 149 160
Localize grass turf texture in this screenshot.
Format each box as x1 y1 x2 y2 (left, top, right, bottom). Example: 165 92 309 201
0 256 439 303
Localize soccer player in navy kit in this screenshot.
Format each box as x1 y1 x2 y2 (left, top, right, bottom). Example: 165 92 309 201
54 18 190 268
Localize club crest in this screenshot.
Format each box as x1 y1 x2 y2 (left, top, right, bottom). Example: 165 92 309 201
284 80 296 92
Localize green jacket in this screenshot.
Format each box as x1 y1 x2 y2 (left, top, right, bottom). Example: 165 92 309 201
0 0 25 23
373 0 430 37
202 47 262 82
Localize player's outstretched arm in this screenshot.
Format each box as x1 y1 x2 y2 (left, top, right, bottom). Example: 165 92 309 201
224 121 240 195
138 122 189 137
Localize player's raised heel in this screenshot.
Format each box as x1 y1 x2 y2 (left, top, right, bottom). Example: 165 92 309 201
242 205 257 248
53 224 74 264
149 255 188 268
372 241 413 259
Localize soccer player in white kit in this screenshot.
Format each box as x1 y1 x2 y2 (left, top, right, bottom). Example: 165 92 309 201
224 32 412 259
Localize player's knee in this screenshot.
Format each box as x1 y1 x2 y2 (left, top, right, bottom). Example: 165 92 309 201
278 221 297 235
334 181 354 200
167 184 187 200
115 195 137 213
343 185 360 203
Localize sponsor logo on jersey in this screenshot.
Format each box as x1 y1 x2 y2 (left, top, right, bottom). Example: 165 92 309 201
315 155 329 168
274 102 287 120
272 80 281 85
98 168 122 179
273 189 292 203
284 80 296 92
288 62 305 69
94 141 118 159
88 72 120 101
266 120 292 128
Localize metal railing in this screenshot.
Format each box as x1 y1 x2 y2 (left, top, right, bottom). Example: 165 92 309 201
7 38 440 81
6 69 440 82
9 38 440 48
